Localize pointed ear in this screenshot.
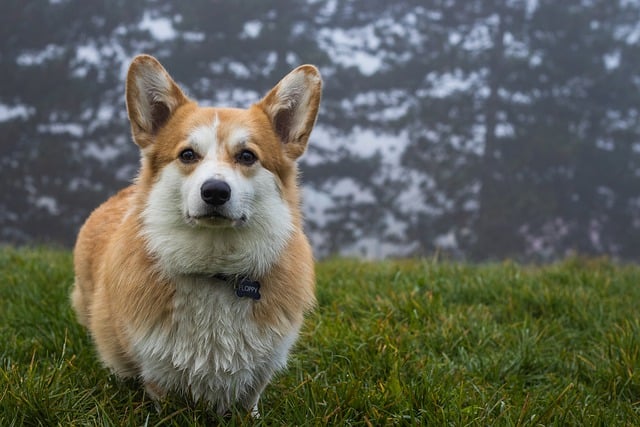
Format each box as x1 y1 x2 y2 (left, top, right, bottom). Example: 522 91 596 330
125 55 189 148
257 65 322 160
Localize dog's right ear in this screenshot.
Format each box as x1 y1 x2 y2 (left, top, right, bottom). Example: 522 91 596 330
125 55 189 148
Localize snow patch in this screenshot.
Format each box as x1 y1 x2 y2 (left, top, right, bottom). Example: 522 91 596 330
426 71 480 98
228 61 250 79
37 123 84 137
331 177 376 204
34 196 60 215
139 12 177 41
213 88 260 108
302 185 335 228
345 127 409 164
0 103 35 122
85 142 122 163
318 26 383 76
434 231 457 250
17 44 65 66
340 237 420 259
603 50 621 71
76 44 101 65
242 20 263 38
183 31 205 42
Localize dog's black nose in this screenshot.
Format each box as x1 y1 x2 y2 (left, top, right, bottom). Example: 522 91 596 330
201 179 231 206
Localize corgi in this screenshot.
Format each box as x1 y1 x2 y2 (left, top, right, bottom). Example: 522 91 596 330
71 54 321 416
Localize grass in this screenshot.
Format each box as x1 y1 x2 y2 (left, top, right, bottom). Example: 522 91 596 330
0 247 639 425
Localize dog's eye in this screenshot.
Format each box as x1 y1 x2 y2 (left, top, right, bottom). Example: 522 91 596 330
179 148 198 163
237 149 257 166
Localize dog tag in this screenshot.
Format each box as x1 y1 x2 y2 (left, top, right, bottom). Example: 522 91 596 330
235 278 261 300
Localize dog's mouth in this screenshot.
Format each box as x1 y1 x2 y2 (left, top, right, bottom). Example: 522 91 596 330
186 211 248 228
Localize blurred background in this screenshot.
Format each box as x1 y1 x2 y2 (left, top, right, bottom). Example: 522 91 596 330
1 0 639 261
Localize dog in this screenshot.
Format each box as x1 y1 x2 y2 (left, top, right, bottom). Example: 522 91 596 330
71 54 321 416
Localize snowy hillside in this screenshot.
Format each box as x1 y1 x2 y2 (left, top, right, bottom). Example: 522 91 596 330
1 0 640 261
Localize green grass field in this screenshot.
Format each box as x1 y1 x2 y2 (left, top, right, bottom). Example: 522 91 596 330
0 247 639 425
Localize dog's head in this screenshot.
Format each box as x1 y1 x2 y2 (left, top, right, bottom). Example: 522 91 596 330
125 55 321 275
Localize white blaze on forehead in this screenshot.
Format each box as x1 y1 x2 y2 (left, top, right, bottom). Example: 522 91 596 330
189 115 220 158
188 115 252 159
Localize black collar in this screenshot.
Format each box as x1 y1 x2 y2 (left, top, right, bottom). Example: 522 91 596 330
214 274 261 300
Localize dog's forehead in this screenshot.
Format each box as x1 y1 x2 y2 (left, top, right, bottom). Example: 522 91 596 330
187 109 251 153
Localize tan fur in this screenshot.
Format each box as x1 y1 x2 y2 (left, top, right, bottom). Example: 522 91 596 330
71 55 320 412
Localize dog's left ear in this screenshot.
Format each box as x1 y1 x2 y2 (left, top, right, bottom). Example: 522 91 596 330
257 65 322 160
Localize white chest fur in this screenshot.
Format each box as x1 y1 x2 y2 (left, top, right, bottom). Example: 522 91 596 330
131 276 299 413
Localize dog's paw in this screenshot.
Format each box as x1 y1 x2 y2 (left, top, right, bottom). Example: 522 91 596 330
250 404 261 419
143 381 167 412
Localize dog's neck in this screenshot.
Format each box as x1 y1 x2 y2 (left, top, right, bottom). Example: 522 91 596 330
213 273 262 300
